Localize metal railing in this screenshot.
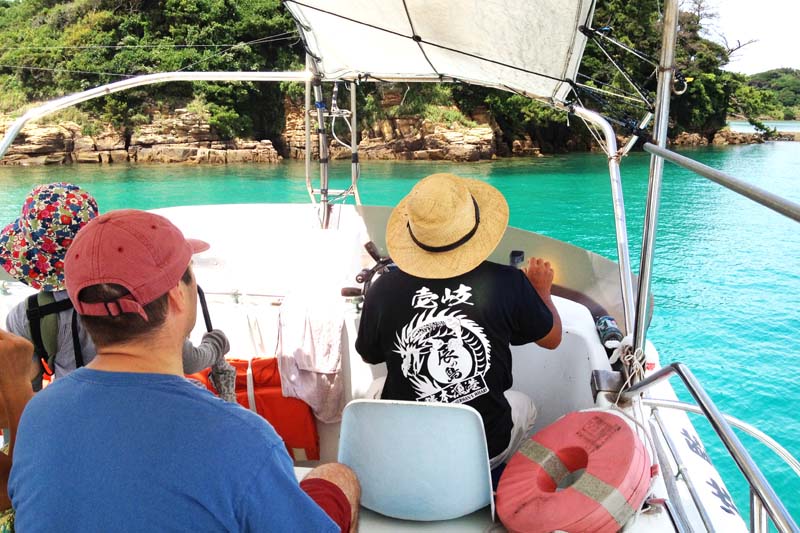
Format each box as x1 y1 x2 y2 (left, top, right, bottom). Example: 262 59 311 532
620 363 799 533
643 143 800 224
650 408 716 531
642 398 800 478
648 418 693 533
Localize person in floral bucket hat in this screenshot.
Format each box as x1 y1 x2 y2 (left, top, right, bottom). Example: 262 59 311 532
0 183 236 402
0 183 98 292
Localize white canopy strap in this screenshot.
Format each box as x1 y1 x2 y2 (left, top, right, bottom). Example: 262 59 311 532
284 0 595 107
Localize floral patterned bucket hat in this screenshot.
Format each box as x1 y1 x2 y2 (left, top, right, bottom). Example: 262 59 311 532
0 183 99 291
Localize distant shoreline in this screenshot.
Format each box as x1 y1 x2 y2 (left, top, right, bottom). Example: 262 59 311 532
727 120 800 133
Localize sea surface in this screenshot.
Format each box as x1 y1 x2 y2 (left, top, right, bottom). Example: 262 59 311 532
0 142 798 523
728 119 800 133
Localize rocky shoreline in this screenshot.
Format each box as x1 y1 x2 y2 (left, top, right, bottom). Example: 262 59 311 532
0 110 282 166
671 128 800 146
280 101 518 163
0 97 517 166
1 102 793 166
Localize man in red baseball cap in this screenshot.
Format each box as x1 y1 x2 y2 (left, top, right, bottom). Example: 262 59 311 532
9 209 359 532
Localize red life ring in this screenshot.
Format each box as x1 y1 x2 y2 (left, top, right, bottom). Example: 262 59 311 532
496 411 651 533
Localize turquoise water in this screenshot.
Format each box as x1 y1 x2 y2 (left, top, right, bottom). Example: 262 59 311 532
728 120 800 133
1 143 799 522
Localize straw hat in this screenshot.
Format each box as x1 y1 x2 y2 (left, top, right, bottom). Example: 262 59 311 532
0 183 98 291
386 173 509 278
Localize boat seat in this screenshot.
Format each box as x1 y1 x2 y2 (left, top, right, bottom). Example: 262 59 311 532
294 466 498 532
337 399 495 522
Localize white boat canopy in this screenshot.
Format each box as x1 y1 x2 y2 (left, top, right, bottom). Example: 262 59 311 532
284 0 595 105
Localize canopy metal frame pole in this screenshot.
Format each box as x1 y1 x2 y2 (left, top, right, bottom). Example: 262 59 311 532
307 63 332 228
0 71 312 160
571 106 636 334
305 55 315 203
619 112 653 157
632 0 680 355
350 81 361 205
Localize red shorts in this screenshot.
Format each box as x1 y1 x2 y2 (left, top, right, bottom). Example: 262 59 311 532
300 477 351 532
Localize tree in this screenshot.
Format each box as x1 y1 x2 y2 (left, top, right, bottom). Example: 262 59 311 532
748 69 800 111
0 0 302 139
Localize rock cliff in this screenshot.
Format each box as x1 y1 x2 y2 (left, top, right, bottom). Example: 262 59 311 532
5 103 787 166
0 110 281 166
710 129 764 146
280 100 541 162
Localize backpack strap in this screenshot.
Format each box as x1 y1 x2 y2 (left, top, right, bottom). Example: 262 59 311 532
71 310 84 368
26 293 78 378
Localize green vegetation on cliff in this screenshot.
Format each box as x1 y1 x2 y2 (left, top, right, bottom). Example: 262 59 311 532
747 69 800 119
580 0 782 138
0 0 301 140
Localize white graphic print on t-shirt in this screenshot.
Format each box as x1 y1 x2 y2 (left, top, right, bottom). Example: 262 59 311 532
394 284 491 403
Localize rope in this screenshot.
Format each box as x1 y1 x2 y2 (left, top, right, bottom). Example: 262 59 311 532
577 73 648 103
329 84 351 149
572 23 661 140
578 115 610 157
572 81 652 142
574 81 650 106
608 336 646 404
581 401 659 516
0 63 132 78
584 399 659 532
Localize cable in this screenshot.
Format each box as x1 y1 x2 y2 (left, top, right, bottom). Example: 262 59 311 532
589 36 653 107
0 63 132 78
0 34 297 51
581 25 659 67
575 81 651 106
0 32 300 78
400 0 440 77
175 34 301 73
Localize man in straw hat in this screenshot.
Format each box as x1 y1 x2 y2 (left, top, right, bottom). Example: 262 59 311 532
0 183 235 400
356 173 562 470
9 209 359 532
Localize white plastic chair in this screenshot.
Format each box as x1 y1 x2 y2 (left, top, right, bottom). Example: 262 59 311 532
337 399 495 521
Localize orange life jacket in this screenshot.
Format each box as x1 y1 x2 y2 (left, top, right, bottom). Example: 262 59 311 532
187 356 320 461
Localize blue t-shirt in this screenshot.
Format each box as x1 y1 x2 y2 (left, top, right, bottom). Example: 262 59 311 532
9 368 338 532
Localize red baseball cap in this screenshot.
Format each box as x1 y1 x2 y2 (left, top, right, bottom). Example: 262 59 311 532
64 209 209 320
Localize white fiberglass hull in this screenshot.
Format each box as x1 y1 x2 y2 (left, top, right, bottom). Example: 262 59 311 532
0 203 747 532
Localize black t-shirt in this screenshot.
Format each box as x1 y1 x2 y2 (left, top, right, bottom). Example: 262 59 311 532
355 261 554 458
